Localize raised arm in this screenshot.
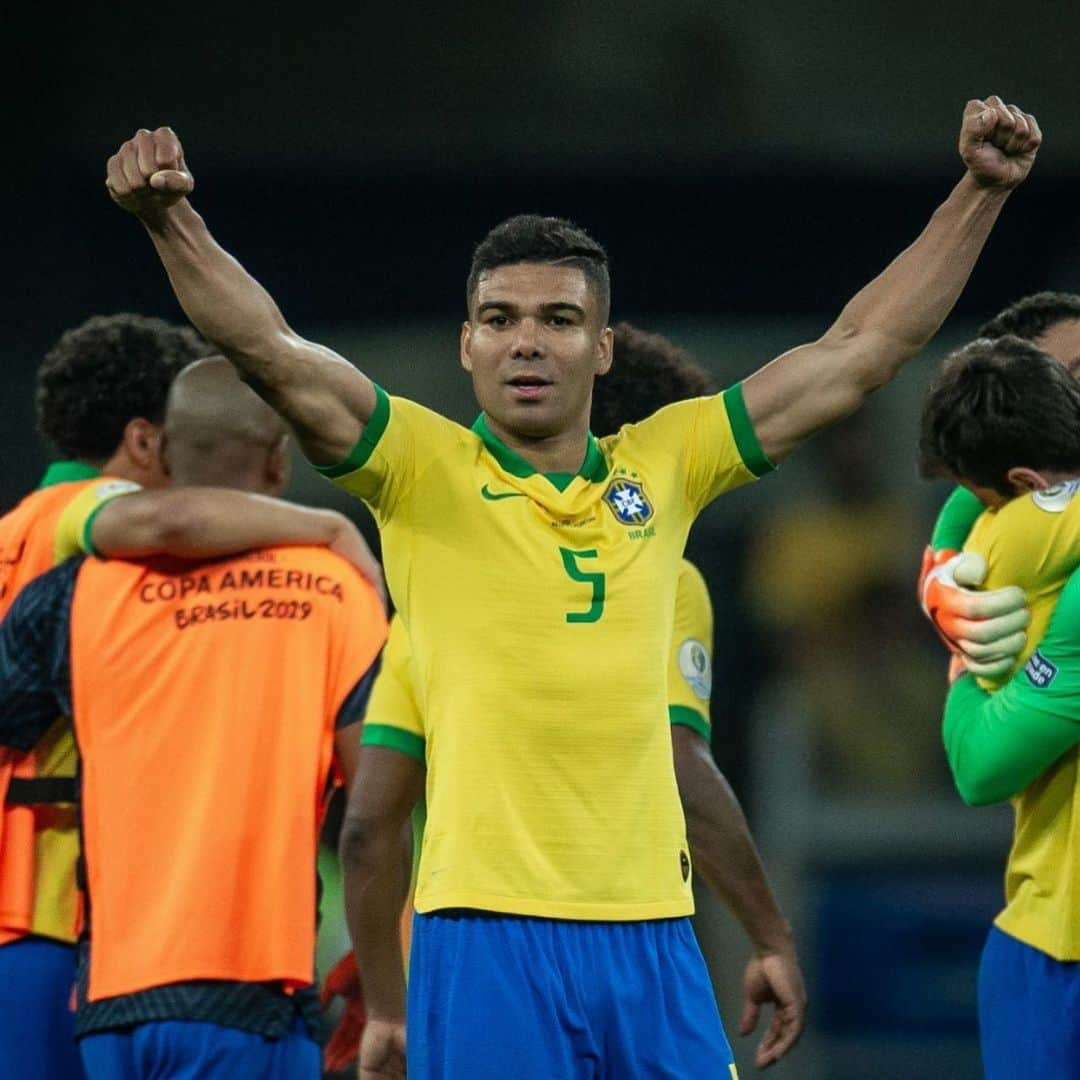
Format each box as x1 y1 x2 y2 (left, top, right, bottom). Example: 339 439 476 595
744 97 1040 463
90 489 385 602
106 128 373 465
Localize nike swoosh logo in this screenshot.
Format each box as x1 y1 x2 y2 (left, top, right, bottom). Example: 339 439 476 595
480 484 527 501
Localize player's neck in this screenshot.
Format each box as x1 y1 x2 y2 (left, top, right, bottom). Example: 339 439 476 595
482 415 591 476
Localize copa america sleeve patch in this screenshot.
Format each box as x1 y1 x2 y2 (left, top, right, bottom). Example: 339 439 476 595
1024 650 1059 689
678 639 712 701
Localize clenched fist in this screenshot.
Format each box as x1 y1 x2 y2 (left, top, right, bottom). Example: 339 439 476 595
959 96 1041 189
106 127 194 220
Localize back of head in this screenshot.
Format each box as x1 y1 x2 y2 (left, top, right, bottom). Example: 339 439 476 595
919 335 1080 496
467 214 611 324
978 291 1080 342
163 358 289 493
590 323 715 437
36 313 210 462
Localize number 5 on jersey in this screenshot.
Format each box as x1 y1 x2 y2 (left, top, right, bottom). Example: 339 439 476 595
559 547 605 623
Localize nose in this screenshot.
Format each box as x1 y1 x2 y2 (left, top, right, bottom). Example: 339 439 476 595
510 318 543 359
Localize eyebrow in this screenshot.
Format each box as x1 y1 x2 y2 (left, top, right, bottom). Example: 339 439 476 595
476 301 587 318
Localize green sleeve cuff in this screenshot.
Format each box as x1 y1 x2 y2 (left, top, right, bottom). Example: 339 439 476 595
722 383 775 479
361 722 426 763
668 705 711 742
80 500 110 558
930 487 985 552
311 384 391 479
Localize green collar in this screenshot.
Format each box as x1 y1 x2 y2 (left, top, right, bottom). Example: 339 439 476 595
38 461 100 490
471 414 609 490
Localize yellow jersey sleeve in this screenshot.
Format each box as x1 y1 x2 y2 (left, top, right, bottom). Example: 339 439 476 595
966 483 1080 689
314 386 465 521
667 559 714 741
615 384 774 516
360 615 425 763
52 479 142 561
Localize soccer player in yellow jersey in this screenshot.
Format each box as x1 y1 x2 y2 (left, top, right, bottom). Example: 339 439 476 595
107 97 1039 1079
0 316 383 1080
322 324 806 1073
919 292 1080 675
919 336 1080 1078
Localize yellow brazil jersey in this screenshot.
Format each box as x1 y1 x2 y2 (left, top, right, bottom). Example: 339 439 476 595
323 383 769 921
367 561 715 945
965 479 1080 959
0 462 139 944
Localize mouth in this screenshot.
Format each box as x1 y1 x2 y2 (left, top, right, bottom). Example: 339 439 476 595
505 375 552 401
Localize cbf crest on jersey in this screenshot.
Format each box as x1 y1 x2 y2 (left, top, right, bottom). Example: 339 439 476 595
602 478 653 525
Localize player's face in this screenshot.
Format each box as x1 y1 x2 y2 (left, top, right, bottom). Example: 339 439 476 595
461 263 612 440
1034 319 1080 375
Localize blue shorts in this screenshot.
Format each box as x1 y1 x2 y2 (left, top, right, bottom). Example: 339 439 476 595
408 911 736 1079
78 1016 318 1080
0 936 84 1080
978 925 1080 1079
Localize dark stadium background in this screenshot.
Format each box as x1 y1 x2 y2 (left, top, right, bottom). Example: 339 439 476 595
6 5 1079 1076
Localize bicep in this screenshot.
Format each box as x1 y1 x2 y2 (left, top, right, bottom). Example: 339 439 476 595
243 336 378 467
344 745 425 830
741 329 894 463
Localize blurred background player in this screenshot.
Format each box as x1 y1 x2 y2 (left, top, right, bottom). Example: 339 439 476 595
106 100 1039 1079
919 334 1080 1078
324 323 806 1075
0 318 383 1080
0 358 387 1080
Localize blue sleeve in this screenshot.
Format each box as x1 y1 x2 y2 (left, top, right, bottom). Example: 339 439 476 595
334 651 383 729
0 560 78 750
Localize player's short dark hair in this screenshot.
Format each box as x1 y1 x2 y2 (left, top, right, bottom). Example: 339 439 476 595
977 291 1080 342
919 335 1080 495
36 313 210 461
467 214 610 323
590 323 715 437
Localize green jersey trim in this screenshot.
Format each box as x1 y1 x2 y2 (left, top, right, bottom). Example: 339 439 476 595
39 461 100 490
668 705 710 741
361 722 426 763
81 501 110 558
471 414 609 487
722 383 774 479
311 385 392 479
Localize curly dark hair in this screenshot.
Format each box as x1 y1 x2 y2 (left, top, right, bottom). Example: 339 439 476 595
919 335 1080 495
36 313 210 461
590 323 715 437
467 214 610 323
977 291 1080 342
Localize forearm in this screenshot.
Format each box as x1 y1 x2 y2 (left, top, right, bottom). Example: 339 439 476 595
930 486 986 553
829 173 1009 368
674 730 791 951
944 675 1080 805
91 489 354 558
745 175 1010 460
140 202 369 462
339 816 409 1021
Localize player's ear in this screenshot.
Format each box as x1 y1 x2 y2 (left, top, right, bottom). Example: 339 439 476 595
460 321 474 374
595 327 614 376
1006 466 1052 493
123 418 163 473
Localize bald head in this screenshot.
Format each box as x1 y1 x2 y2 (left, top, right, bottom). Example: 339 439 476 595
162 358 290 494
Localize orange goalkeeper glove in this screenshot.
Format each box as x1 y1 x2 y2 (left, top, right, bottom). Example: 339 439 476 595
320 950 366 1075
918 546 1029 679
